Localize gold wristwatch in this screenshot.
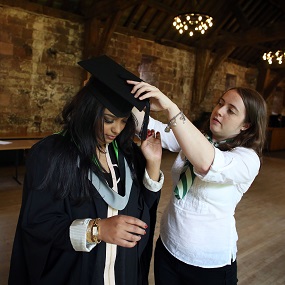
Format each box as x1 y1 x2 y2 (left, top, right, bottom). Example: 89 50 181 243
91 218 101 244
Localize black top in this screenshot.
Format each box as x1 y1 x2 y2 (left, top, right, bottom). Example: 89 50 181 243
8 134 160 285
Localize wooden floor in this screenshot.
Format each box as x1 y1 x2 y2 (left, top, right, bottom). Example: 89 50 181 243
1 150 285 285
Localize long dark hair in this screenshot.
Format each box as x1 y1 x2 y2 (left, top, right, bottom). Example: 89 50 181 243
201 87 267 158
40 85 137 202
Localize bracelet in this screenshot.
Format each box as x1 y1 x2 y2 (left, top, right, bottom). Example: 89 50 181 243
86 220 93 243
164 111 186 132
91 218 102 244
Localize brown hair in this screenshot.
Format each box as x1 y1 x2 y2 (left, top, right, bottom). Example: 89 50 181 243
202 87 268 158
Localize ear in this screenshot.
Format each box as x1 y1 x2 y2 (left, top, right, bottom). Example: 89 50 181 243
241 122 250 131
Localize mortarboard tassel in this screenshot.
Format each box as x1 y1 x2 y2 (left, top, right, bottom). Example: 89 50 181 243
139 100 150 140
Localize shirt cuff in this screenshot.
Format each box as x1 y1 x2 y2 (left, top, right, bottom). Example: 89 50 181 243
143 169 164 192
70 218 97 252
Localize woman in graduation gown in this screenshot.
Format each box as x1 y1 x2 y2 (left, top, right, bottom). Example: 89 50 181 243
8 56 164 285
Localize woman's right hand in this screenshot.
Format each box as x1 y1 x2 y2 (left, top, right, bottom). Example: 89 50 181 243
127 80 176 113
97 215 147 248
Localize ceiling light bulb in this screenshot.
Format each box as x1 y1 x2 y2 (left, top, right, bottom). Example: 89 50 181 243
173 13 213 37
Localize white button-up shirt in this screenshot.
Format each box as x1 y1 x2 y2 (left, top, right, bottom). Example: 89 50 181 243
148 117 260 268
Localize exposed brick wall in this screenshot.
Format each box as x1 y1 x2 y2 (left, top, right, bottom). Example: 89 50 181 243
0 6 276 134
106 33 259 122
0 6 84 133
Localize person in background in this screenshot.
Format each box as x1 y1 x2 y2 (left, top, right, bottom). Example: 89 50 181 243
131 81 267 285
9 56 164 285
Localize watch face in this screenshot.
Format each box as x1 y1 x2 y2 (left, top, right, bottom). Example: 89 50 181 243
92 226 98 236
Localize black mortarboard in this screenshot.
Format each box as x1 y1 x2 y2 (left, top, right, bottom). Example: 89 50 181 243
78 55 150 140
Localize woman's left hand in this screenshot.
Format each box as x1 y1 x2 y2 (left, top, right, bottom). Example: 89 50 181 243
140 129 162 163
140 129 162 182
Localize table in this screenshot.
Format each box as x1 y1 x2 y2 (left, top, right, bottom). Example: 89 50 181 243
0 140 39 151
0 132 52 140
0 139 39 184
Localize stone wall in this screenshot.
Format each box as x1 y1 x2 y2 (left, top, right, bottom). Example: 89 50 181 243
107 33 259 123
0 5 264 133
0 6 84 133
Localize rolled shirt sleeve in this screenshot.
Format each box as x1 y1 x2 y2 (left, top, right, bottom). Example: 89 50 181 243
143 169 164 192
70 218 97 252
195 147 260 187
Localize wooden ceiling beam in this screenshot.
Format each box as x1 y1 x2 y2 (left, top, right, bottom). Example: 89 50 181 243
229 0 251 30
83 18 101 59
80 0 139 19
98 11 123 54
263 69 285 100
61 0 74 11
235 21 285 45
195 0 234 49
191 45 236 110
83 10 122 57
123 4 140 27
0 0 83 21
202 21 285 49
143 0 182 15
116 25 157 42
157 37 197 53
134 5 151 30
143 9 160 33
1 0 285 68
270 0 285 13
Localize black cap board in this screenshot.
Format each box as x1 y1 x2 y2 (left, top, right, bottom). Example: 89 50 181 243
78 55 150 140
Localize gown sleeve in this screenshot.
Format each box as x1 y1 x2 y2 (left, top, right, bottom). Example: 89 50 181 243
10 137 76 283
21 139 75 250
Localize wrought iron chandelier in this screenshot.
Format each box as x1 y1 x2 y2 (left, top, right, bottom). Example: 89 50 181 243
173 13 213 36
262 50 285 65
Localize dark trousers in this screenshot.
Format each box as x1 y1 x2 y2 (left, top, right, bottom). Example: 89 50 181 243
154 237 238 285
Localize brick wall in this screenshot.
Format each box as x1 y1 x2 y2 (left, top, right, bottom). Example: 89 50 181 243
106 33 259 122
0 6 84 133
0 6 265 134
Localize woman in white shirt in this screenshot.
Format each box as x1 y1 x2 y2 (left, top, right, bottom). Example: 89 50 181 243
130 82 267 285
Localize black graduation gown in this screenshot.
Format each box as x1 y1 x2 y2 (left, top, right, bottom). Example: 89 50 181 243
8 135 160 285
